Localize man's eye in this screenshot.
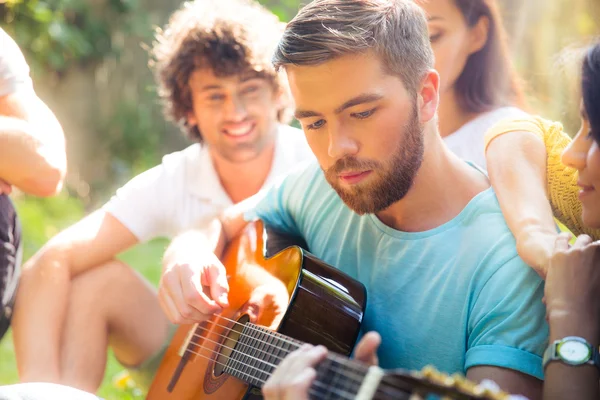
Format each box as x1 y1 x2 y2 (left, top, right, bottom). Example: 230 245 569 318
307 119 326 130
242 85 259 95
352 109 376 120
209 94 225 101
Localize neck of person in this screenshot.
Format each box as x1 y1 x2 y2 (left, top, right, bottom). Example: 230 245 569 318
376 124 490 232
437 87 482 138
210 139 276 204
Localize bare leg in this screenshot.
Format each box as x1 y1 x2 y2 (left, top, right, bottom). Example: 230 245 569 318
58 260 170 392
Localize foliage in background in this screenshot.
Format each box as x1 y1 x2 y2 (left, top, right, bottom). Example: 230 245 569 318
0 0 149 74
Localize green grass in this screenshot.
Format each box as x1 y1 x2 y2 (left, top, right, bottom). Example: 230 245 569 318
0 194 169 400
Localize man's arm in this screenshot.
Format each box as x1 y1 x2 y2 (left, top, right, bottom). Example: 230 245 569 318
0 89 66 196
159 192 266 323
467 366 541 400
12 211 138 382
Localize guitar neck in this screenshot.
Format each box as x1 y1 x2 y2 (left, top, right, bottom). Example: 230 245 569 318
223 322 378 399
222 323 505 400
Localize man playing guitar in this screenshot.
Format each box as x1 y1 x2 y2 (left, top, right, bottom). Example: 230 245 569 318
162 1 548 399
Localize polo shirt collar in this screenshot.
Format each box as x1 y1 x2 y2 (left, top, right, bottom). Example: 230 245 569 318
186 124 287 206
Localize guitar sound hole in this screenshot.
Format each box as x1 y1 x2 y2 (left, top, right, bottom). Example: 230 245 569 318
213 314 250 377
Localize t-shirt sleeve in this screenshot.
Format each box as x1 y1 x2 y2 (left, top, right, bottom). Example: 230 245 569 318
103 165 172 242
0 29 33 97
466 255 548 380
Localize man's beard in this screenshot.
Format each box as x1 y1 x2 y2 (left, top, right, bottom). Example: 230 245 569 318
324 104 424 215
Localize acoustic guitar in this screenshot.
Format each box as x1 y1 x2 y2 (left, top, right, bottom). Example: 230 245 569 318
147 221 512 400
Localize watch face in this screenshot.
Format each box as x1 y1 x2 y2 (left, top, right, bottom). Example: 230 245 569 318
558 340 592 364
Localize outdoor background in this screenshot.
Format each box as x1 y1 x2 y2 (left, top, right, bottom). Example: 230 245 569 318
0 0 599 398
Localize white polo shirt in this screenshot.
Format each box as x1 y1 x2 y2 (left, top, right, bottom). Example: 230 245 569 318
104 124 313 242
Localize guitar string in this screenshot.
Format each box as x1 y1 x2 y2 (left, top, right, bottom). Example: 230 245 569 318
190 321 484 400
187 321 368 396
176 344 415 400
202 313 370 378
181 327 363 397
186 316 369 383
173 341 357 400
170 320 475 399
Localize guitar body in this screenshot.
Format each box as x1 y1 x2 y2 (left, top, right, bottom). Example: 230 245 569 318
147 221 367 400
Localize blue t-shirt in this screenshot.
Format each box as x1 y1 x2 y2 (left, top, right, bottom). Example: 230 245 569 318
246 161 548 380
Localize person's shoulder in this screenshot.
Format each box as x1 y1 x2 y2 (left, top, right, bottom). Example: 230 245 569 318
160 143 203 172
118 143 201 190
460 188 519 251
488 106 529 120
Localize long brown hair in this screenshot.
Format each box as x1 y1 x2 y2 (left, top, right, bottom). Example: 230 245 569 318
453 0 526 113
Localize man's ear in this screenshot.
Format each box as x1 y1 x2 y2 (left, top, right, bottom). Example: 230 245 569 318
187 111 198 127
417 69 440 124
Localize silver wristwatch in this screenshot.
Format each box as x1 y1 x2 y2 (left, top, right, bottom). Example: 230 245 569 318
543 336 600 370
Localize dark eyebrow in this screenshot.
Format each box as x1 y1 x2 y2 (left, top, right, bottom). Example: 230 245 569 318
294 109 323 120
240 73 265 83
294 93 383 120
200 84 223 92
334 93 383 114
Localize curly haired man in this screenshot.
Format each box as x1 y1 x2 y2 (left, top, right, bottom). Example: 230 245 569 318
11 0 312 394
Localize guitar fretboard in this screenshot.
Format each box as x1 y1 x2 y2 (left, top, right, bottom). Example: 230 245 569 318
223 323 369 399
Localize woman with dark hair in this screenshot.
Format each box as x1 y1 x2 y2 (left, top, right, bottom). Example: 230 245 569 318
417 0 527 169
543 43 600 400
486 42 600 399
484 43 600 275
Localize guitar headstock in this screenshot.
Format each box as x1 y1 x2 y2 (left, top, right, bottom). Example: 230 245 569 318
379 366 518 400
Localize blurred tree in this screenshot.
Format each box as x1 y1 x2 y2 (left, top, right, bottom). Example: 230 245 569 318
0 0 149 75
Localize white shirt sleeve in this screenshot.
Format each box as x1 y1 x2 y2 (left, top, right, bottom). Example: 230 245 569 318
103 164 174 242
0 28 33 97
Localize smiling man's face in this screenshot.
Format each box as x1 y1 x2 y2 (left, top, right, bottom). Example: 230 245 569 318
187 68 281 163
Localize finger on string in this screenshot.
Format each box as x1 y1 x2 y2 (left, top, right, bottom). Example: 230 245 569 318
192 318 367 380
284 367 316 400
207 263 230 308
180 331 361 400
164 281 208 323
181 267 222 316
200 316 366 377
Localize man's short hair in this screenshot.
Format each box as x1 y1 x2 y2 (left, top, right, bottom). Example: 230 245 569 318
273 0 434 95
151 0 289 142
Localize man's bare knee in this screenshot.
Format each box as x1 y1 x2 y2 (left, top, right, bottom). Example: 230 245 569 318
71 260 169 367
62 260 168 381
